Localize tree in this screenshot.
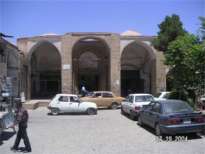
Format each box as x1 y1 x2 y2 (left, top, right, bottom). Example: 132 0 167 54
165 33 205 104
153 14 186 52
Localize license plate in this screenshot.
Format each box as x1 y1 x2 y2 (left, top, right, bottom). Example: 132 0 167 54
183 120 191 124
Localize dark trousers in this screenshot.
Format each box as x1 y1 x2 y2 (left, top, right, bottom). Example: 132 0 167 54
13 126 31 151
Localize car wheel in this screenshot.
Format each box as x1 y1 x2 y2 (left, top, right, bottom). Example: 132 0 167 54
155 124 162 136
87 108 97 115
51 108 59 115
111 102 118 110
129 111 136 120
138 115 143 126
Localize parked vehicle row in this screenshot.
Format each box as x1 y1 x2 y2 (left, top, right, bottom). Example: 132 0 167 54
47 91 205 136
48 91 124 115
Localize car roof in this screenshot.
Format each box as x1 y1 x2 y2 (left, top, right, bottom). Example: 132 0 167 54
93 91 113 93
129 93 153 96
153 99 186 104
56 94 77 97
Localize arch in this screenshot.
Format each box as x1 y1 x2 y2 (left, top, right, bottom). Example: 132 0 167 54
120 41 156 96
72 37 110 93
29 41 62 99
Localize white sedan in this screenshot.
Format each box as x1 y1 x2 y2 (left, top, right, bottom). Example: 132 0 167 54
154 91 170 100
48 94 97 115
121 94 154 120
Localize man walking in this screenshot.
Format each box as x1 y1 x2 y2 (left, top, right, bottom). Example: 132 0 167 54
11 102 31 153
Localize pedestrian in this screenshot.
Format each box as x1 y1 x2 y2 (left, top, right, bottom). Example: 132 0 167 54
11 102 31 153
81 86 87 97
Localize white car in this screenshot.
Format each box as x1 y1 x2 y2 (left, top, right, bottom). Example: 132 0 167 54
121 94 154 120
200 95 205 102
154 91 170 100
48 94 97 115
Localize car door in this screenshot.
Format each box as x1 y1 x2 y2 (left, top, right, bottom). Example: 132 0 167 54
57 96 71 112
101 92 114 107
141 102 154 125
69 96 80 112
146 102 161 128
91 92 102 107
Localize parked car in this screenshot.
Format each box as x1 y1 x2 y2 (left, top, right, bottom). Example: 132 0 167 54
121 94 155 120
48 94 97 115
154 91 170 100
81 91 124 109
138 100 205 136
200 95 205 103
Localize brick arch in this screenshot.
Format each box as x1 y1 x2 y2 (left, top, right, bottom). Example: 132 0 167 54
72 37 111 93
120 40 156 96
28 41 62 99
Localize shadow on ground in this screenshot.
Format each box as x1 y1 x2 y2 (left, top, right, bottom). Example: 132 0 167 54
46 107 120 116
0 131 16 146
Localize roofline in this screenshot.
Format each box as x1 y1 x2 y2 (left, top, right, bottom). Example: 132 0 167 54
0 37 19 50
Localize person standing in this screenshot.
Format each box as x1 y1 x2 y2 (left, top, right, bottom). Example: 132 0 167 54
11 102 31 153
81 86 87 97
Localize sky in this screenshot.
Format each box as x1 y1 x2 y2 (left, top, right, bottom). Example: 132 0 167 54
0 0 204 43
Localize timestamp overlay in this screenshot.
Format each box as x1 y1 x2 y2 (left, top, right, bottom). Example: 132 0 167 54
155 136 188 142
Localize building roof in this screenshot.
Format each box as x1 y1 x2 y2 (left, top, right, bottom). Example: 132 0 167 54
121 30 142 36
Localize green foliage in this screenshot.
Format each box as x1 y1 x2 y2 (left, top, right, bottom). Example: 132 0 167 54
153 14 186 52
165 33 205 104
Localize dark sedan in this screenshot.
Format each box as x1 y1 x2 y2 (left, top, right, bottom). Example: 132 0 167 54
138 100 205 136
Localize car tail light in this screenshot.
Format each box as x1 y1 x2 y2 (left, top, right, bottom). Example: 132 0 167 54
192 116 205 123
162 118 182 125
134 106 141 111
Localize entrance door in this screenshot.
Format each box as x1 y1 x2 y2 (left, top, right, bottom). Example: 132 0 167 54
121 70 144 97
78 73 99 92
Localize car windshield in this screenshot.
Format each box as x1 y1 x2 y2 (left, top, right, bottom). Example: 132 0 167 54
135 95 153 102
163 101 193 114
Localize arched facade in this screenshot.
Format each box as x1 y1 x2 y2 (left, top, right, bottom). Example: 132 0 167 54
17 33 166 100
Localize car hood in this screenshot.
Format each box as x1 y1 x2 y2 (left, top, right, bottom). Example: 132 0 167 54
134 101 151 107
80 101 97 108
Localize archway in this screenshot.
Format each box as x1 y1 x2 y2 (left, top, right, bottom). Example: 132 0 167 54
29 41 61 99
72 37 110 93
121 41 155 96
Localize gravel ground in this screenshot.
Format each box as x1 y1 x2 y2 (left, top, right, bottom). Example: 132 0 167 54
0 107 205 154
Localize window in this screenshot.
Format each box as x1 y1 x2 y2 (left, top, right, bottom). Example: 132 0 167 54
129 96 134 103
93 93 101 97
151 103 161 113
135 96 145 102
163 101 193 114
59 96 69 102
145 95 154 101
70 96 79 102
102 92 113 98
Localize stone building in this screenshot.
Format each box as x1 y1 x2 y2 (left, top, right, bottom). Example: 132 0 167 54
17 31 167 99
0 37 21 98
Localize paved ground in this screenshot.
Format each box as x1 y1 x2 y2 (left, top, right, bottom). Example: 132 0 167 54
0 108 205 154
